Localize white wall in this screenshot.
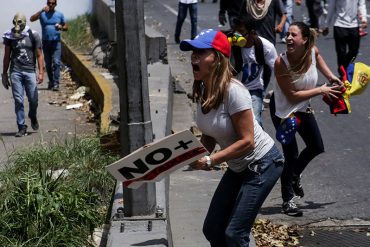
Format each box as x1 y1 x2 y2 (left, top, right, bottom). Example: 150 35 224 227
0 0 92 34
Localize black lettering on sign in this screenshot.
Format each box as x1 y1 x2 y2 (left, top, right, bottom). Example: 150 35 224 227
118 159 149 179
174 140 193 150
146 148 172 165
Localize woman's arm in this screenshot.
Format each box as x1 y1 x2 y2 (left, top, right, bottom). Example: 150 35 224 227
315 46 342 85
211 109 255 166
275 55 341 104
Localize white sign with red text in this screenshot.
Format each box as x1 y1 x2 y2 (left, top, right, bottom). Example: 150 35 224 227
105 130 208 189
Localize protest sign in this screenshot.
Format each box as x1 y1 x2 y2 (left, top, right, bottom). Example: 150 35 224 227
106 130 208 188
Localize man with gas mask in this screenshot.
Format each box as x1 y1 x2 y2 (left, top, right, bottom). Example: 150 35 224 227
2 12 44 137
30 0 68 91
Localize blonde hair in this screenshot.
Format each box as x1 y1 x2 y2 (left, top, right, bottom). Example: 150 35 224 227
289 22 317 75
192 50 233 113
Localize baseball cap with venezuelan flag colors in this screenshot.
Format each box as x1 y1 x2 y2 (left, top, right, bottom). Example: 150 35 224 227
179 29 231 57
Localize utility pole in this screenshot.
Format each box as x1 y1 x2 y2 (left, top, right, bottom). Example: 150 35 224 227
115 0 156 216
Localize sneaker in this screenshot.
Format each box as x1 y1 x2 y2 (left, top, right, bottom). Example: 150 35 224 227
280 37 286 43
292 174 304 198
15 127 28 137
282 199 303 217
52 85 59 91
30 117 39 130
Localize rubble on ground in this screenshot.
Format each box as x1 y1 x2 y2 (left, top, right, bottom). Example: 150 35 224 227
252 219 302 247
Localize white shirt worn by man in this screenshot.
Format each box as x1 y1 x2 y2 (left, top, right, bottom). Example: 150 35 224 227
326 0 367 28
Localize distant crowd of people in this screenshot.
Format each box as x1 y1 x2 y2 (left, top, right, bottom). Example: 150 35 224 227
2 0 67 137
176 0 367 246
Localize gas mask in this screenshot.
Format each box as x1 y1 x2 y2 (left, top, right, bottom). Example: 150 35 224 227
12 12 27 38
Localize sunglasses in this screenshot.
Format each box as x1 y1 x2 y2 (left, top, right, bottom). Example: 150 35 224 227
47 2 56 5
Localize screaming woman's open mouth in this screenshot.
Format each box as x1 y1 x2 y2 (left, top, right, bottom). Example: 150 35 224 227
192 64 200 71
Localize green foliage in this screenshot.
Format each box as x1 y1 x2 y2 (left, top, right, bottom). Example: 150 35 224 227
0 137 118 246
62 14 96 52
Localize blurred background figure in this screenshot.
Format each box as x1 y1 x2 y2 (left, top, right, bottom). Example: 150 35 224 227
174 0 198 44
324 0 368 75
30 0 68 92
2 12 44 137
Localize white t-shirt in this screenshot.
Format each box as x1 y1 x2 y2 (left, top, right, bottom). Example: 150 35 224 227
238 36 277 91
326 0 367 28
273 49 318 119
196 79 274 173
180 0 198 4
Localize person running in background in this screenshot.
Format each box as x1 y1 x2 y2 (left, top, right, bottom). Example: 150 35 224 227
218 0 244 29
304 0 323 30
180 29 284 246
30 0 68 91
269 22 342 216
174 0 198 44
232 15 278 127
244 0 287 93
323 0 368 75
2 13 44 137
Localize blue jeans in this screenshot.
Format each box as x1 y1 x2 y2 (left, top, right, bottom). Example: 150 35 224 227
43 40 61 88
203 145 284 247
250 89 264 127
175 2 197 40
10 70 38 131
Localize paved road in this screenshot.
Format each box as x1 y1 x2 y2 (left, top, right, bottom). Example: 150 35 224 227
144 0 370 245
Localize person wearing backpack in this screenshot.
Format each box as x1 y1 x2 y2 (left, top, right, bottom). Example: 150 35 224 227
2 12 44 137
30 0 68 91
232 15 278 127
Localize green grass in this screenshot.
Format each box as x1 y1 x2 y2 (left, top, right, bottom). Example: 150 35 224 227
62 14 96 52
0 137 119 247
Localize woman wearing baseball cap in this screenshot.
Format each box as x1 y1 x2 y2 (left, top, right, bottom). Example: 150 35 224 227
180 29 284 246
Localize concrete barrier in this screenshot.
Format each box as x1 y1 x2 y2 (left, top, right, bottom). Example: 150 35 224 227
92 0 117 42
61 41 113 132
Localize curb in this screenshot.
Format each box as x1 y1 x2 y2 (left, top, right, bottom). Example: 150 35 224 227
61 40 113 132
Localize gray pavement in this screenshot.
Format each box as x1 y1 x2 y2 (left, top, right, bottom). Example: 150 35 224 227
145 0 370 246
0 44 96 168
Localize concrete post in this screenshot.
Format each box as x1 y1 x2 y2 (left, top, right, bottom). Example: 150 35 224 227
115 0 156 216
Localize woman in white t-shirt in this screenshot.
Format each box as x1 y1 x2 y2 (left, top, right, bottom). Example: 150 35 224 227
180 29 283 247
269 21 342 217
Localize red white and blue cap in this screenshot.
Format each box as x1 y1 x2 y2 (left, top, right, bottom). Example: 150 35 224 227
179 29 231 57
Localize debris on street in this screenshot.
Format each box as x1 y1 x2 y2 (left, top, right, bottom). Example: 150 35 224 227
252 219 302 247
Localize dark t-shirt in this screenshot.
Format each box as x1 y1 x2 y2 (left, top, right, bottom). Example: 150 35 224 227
3 30 42 72
251 0 286 45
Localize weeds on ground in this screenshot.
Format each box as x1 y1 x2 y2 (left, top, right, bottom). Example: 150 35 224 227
0 137 119 246
62 14 96 52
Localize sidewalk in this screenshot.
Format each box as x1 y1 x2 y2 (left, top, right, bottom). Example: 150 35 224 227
0 44 96 167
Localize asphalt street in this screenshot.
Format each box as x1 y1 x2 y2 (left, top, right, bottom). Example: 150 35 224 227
144 0 370 245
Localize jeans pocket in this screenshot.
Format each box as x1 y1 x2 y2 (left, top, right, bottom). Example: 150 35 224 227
248 145 284 174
